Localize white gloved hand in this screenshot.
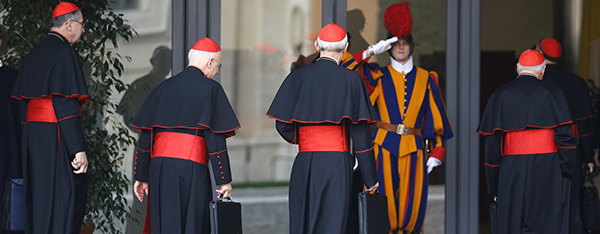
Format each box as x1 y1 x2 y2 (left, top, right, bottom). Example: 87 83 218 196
367 37 398 56
426 157 442 174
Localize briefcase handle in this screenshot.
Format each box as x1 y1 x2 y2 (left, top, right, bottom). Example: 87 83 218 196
216 196 237 203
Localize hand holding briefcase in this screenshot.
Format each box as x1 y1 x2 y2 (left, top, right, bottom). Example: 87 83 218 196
358 191 389 234
209 196 242 234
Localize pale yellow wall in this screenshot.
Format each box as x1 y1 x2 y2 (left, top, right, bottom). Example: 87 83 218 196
481 0 554 53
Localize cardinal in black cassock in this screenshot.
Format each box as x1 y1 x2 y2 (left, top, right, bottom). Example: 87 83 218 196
477 49 578 234
11 2 89 234
0 37 21 234
131 37 239 234
536 38 594 234
267 23 379 234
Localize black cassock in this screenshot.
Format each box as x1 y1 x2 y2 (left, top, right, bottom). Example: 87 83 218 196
11 32 89 234
132 67 239 234
477 74 578 234
0 64 20 234
267 58 378 234
543 64 594 233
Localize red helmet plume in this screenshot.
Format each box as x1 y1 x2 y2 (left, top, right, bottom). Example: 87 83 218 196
383 2 412 39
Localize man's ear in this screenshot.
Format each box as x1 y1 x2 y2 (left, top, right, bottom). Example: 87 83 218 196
343 43 349 54
314 40 320 52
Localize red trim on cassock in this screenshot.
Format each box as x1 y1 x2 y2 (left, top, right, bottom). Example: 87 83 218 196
558 146 577 149
575 115 593 121
476 121 573 136
266 114 376 125
580 133 595 137
298 125 349 152
132 124 238 138
209 149 227 155
484 162 499 167
572 124 579 137
503 129 557 156
429 147 446 163
151 132 209 166
59 114 80 121
355 146 374 154
27 98 57 123
137 147 150 153
13 93 90 105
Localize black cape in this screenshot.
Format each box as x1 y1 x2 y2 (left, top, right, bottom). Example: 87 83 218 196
132 67 239 135
132 67 239 233
267 58 376 125
477 75 573 134
477 75 578 234
11 32 88 234
267 58 378 234
12 32 89 103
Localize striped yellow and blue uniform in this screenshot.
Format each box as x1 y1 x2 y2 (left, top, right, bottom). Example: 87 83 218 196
363 62 453 234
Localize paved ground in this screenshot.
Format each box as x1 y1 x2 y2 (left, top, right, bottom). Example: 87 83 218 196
235 185 445 234
124 185 445 234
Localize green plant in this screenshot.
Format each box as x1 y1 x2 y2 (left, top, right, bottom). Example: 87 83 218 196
0 1 135 233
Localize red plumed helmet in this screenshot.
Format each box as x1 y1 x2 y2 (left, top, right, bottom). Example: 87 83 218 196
383 2 412 39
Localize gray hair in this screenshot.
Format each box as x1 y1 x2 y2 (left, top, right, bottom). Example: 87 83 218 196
316 35 348 52
188 49 218 63
50 9 82 28
516 62 545 74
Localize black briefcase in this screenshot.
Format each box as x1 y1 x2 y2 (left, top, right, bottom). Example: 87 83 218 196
3 178 25 232
581 174 600 233
209 197 242 234
358 191 389 234
489 200 497 234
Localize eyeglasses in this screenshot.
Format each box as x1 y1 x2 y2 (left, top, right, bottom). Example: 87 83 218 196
72 19 84 26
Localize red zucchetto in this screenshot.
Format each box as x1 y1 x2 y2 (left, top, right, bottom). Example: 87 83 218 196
318 23 346 42
191 37 221 52
540 38 563 59
518 49 545 67
52 1 79 18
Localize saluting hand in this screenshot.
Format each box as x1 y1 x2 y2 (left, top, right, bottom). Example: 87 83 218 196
72 151 88 174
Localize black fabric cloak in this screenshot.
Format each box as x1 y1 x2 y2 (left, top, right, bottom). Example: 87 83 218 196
477 75 578 234
267 58 378 234
543 64 594 234
11 32 89 234
131 66 239 234
0 64 20 234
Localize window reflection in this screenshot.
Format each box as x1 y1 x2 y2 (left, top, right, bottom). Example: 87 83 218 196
220 0 323 186
109 0 139 10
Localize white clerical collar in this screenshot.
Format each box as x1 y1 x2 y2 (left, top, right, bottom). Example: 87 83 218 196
390 56 413 74
320 55 340 65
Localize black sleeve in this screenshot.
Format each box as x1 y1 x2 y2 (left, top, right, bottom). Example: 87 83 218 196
205 130 232 185
275 121 297 144
53 95 87 156
349 120 378 187
556 124 579 178
576 117 594 164
484 131 502 196
134 129 152 182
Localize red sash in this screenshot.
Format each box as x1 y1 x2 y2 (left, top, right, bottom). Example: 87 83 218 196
27 98 57 123
299 125 349 152
152 132 209 166
503 129 557 156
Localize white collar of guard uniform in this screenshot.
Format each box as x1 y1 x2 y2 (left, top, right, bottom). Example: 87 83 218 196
390 56 413 74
